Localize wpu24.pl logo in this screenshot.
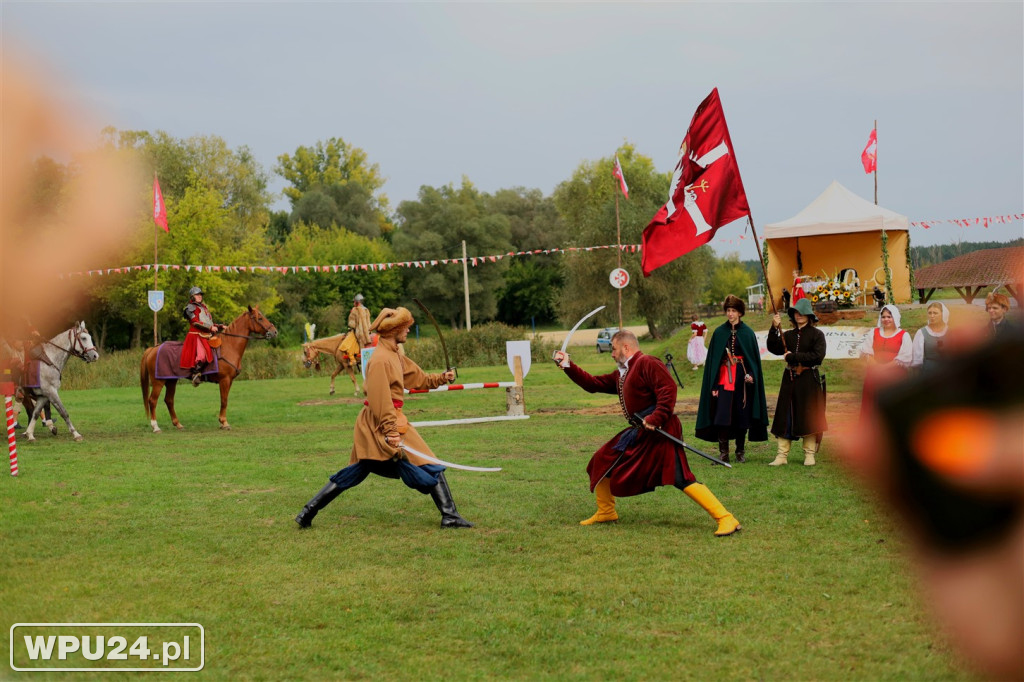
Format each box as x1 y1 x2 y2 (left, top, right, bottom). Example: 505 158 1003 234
10 623 204 672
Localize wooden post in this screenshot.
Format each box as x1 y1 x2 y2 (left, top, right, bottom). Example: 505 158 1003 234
462 240 472 330
506 356 525 416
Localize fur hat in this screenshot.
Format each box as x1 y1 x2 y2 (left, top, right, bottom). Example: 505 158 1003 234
788 297 817 323
370 307 414 336
722 295 745 316
986 292 1010 310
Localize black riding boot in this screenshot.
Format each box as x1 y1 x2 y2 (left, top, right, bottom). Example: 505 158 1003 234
295 481 343 528
191 364 204 387
718 435 730 464
735 433 747 463
429 473 474 528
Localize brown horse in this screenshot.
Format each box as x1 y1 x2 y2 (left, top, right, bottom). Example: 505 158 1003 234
140 305 277 432
301 332 362 396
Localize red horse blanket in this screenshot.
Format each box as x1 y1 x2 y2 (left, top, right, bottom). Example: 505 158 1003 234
155 341 220 381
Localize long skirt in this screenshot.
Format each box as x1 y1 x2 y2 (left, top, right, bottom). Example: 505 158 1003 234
686 336 707 366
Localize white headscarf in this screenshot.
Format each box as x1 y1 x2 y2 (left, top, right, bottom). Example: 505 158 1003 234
927 301 950 326
876 304 902 332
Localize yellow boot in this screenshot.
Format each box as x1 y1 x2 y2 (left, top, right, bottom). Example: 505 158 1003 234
769 437 791 466
580 478 618 525
803 434 818 466
684 483 741 536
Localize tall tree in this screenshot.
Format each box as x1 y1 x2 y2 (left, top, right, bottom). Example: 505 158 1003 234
393 179 513 328
272 222 402 340
485 188 568 325
704 253 754 306
276 137 391 237
87 129 277 348
552 144 713 338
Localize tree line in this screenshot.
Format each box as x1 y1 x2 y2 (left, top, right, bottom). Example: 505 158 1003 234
30 130 760 350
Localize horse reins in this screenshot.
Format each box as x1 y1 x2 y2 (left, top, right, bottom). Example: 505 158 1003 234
38 328 97 374
211 310 276 376
217 310 275 340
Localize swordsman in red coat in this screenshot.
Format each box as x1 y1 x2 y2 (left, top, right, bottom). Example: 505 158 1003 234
179 286 226 386
554 330 741 536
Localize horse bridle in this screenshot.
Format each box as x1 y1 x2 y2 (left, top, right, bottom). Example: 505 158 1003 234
218 309 276 340
37 327 97 372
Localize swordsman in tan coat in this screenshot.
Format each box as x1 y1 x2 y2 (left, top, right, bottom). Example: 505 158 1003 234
295 306 474 529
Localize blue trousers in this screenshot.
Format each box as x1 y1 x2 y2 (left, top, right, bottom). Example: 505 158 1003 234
329 459 446 494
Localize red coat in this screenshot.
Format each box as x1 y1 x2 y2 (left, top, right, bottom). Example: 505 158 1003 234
564 352 695 497
180 301 216 369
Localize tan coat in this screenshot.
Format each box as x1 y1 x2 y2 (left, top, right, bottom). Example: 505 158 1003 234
348 304 372 347
350 335 447 466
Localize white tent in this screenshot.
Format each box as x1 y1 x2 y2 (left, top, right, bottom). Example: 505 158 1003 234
763 181 912 304
764 180 908 238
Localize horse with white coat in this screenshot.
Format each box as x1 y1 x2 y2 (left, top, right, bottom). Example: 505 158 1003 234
20 321 100 442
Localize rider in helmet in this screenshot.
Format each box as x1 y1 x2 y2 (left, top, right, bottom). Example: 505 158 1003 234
348 293 372 349
180 286 226 386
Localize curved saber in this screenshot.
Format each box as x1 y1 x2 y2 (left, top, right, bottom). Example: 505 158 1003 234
413 298 456 382
553 305 606 361
400 441 502 473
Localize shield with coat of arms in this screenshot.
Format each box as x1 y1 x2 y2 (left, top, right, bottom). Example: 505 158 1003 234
148 290 165 312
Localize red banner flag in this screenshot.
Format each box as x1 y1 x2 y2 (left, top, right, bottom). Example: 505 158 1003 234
153 175 168 232
641 88 750 276
861 128 877 174
612 154 629 199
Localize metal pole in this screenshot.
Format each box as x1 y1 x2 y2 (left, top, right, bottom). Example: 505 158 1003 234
153 223 159 346
615 191 623 330
462 240 471 330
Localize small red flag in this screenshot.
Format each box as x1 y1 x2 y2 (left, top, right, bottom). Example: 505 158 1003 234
861 128 877 174
641 88 750 276
612 154 629 199
153 175 168 232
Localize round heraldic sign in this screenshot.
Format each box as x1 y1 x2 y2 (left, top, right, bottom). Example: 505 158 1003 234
609 268 630 290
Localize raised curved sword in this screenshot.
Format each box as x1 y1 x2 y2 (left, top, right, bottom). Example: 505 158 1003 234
413 297 456 382
552 305 606 364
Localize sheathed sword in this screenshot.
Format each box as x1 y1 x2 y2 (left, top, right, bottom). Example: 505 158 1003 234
413 298 457 382
632 412 731 468
399 441 502 473
552 305 606 364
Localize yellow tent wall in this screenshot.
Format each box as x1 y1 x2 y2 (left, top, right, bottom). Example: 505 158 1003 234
765 230 911 306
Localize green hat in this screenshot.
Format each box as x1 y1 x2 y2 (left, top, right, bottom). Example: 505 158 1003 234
788 298 817 322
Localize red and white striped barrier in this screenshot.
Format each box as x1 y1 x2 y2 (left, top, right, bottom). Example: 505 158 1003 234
6 396 18 476
405 382 515 394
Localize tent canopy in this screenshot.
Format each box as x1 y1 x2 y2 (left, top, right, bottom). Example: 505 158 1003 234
764 180 908 238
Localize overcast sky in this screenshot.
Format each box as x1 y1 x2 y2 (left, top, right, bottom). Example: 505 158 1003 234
4 1 1022 261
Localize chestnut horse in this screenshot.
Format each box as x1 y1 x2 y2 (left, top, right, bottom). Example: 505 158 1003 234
301 332 362 396
140 305 277 432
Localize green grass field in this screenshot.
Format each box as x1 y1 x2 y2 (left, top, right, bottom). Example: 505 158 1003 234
0 348 971 680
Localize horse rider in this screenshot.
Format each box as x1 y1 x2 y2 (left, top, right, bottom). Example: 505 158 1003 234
348 294 372 349
3 318 51 426
180 286 227 386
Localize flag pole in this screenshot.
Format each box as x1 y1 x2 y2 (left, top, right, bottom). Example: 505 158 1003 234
747 213 778 315
615 189 623 330
873 119 878 205
153 173 159 346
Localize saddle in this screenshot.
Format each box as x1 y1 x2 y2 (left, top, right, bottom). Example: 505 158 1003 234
155 341 220 381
